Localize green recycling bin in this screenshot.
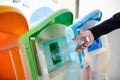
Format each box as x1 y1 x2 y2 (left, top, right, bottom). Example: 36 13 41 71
21 9 74 80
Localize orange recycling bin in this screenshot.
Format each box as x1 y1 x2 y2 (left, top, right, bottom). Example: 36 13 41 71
0 5 30 80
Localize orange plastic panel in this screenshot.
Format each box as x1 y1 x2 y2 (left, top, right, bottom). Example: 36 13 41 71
0 5 29 80
0 50 16 79
0 31 26 80
0 31 19 51
0 47 26 80
0 5 28 36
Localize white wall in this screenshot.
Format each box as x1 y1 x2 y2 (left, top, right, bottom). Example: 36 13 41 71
59 0 76 19
79 0 120 80
0 0 62 26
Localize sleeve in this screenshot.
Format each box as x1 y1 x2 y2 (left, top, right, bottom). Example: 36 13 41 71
89 12 120 40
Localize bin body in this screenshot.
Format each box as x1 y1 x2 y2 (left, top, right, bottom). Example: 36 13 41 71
72 10 109 80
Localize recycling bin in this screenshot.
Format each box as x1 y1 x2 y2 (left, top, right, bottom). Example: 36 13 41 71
0 5 31 80
71 10 102 80
21 9 84 80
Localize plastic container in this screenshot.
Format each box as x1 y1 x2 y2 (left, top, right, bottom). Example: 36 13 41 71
0 5 31 80
21 9 74 80
71 10 103 80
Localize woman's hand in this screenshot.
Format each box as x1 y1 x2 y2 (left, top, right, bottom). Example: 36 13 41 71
72 30 94 52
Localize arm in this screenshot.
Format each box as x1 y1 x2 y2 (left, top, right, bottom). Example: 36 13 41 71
89 12 120 40
73 12 120 52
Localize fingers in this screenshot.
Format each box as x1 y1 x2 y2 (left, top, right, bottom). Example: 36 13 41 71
75 44 86 52
72 30 94 52
72 33 85 40
83 42 89 47
75 42 91 52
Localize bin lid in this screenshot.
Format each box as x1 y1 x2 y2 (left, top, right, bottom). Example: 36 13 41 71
71 10 102 36
26 9 73 37
0 5 28 36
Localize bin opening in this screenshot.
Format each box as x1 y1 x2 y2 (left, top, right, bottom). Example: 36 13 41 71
42 36 71 72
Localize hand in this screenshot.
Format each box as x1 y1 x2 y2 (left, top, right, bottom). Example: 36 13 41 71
72 30 94 52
